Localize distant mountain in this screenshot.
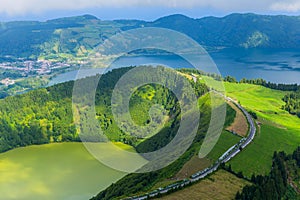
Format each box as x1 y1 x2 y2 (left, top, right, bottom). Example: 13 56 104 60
0 13 299 60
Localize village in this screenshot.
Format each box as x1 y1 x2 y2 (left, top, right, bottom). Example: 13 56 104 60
0 60 71 75
0 60 73 87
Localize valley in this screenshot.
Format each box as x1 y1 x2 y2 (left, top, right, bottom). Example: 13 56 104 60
0 12 299 200
0 66 299 199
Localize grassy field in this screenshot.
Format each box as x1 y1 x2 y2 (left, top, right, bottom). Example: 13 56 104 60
229 124 300 177
223 82 300 177
224 82 299 130
159 170 250 200
0 143 135 200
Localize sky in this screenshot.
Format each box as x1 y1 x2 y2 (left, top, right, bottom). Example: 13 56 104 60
0 0 300 21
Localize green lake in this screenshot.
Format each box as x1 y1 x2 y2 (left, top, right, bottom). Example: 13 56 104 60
0 143 130 200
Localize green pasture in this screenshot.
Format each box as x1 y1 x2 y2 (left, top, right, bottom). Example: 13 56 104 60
223 82 300 177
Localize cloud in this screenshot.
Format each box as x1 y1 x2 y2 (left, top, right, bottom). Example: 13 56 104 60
270 0 300 12
0 0 299 16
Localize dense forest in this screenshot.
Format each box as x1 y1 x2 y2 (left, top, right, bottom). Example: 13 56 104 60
236 147 300 200
0 66 212 153
0 67 130 152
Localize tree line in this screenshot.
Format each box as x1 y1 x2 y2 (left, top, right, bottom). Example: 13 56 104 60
178 69 300 92
225 76 299 91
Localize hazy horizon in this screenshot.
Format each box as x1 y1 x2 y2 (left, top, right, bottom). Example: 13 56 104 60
1 0 300 21
1 11 300 22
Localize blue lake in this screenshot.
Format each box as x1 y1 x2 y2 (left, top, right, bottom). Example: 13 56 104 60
50 48 300 85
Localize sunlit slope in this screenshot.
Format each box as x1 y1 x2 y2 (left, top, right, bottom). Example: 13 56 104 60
224 82 300 177
225 82 298 129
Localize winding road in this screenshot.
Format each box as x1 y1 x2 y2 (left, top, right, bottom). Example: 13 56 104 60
127 92 257 200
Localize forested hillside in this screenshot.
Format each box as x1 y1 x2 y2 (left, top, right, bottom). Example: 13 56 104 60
151 13 300 49
0 67 130 152
1 13 300 60
0 66 211 153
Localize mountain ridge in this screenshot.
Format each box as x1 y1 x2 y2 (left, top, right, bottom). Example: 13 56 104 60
0 13 300 60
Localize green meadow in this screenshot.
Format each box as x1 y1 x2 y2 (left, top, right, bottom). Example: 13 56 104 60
228 124 300 177
224 82 298 129
0 143 134 200
223 82 300 177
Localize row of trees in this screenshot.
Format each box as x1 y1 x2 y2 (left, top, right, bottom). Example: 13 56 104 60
178 69 300 92
224 76 300 91
240 78 299 91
